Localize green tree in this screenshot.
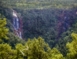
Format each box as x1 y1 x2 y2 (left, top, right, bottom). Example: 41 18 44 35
0 16 9 42
48 48 64 59
15 43 25 59
15 37 64 59
0 43 16 59
66 33 77 59
15 37 50 59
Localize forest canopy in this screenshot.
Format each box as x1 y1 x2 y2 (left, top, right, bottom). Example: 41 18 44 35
0 0 77 59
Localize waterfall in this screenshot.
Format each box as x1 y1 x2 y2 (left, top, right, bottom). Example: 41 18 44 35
12 10 22 39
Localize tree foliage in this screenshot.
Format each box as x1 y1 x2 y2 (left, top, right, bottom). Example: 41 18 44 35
0 15 9 42
0 43 16 59
15 37 64 59
66 33 77 59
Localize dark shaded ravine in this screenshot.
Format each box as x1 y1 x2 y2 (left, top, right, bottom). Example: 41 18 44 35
22 8 77 40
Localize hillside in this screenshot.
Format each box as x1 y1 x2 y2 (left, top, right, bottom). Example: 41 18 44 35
0 0 77 59
1 0 77 10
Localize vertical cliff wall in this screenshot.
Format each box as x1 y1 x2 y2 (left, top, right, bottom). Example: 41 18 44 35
12 10 23 39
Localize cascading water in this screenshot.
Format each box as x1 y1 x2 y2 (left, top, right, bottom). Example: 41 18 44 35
12 10 22 39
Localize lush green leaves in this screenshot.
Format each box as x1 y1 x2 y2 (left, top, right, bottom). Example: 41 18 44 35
0 43 16 59
66 33 77 59
0 16 9 42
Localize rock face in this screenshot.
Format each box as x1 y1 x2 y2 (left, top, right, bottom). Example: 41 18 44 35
12 10 23 39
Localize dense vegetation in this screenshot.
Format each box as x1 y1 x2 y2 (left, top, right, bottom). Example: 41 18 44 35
0 0 77 59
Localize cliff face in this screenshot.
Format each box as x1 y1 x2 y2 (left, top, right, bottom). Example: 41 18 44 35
12 10 23 39
0 7 23 39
